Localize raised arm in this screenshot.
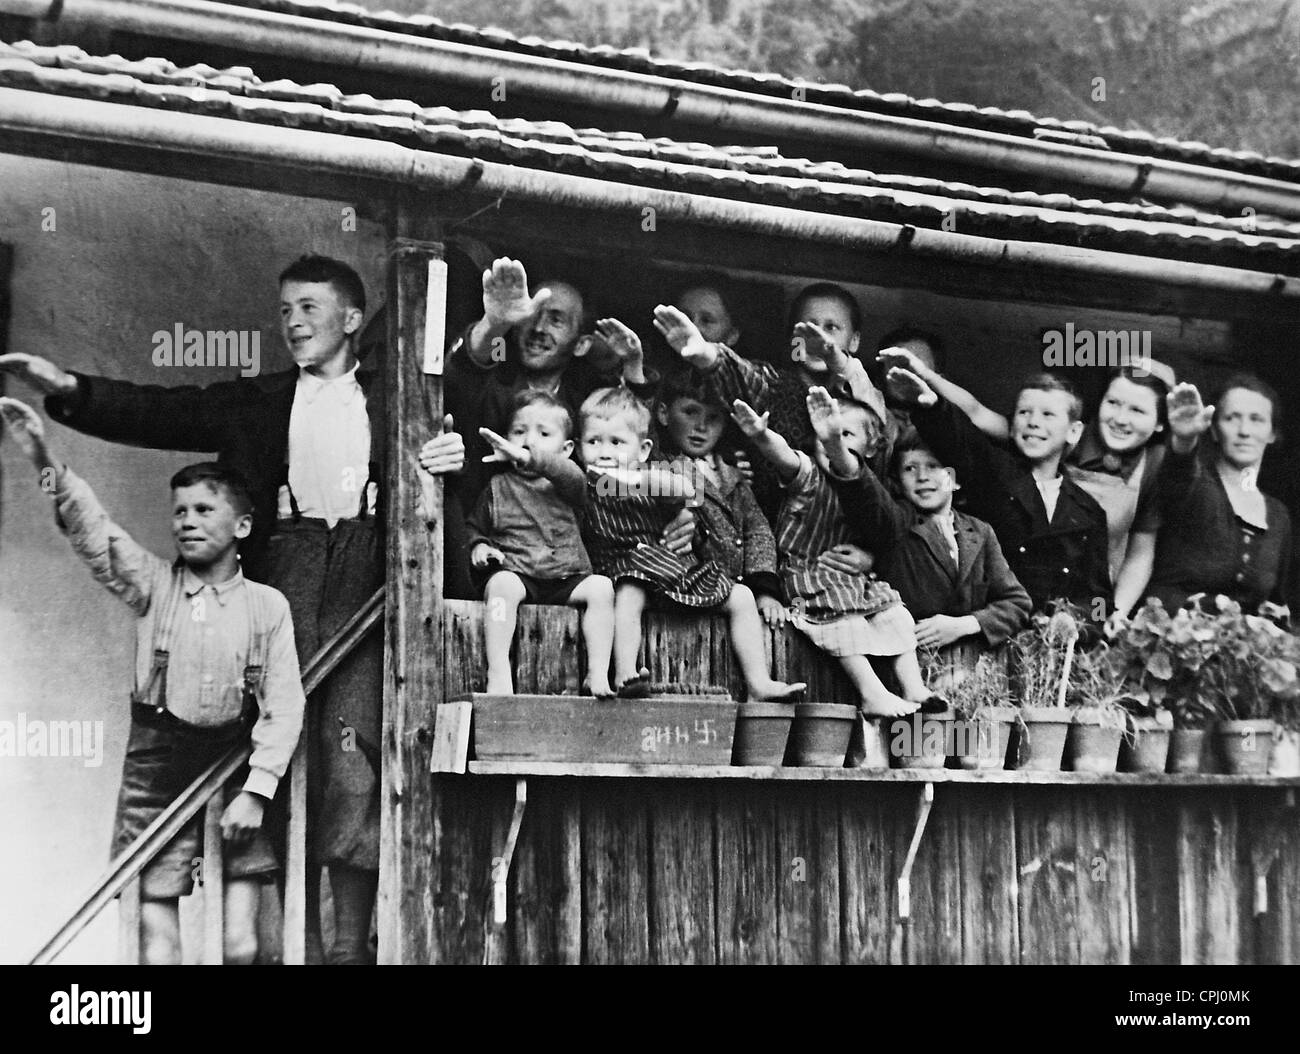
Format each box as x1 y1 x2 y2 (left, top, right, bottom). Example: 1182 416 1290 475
464 258 554 368
877 346 1009 441
2 351 236 453
730 399 800 484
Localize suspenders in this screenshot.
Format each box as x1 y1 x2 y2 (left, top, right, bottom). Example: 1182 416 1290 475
283 463 377 523
130 564 271 725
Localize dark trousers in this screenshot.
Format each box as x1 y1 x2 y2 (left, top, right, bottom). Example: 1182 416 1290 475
265 517 383 872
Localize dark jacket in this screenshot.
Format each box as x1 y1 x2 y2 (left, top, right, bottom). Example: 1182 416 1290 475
910 397 1111 614
45 360 387 583
828 467 1031 645
1149 445 1293 613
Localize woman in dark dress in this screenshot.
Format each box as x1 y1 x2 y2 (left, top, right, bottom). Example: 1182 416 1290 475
1148 373 1292 615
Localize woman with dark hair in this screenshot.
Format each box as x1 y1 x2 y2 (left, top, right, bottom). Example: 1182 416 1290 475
1071 365 1172 622
1147 373 1292 615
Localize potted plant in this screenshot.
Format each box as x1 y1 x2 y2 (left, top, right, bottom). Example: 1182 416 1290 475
934 649 1016 771
1007 608 1081 771
1106 598 1215 772
1063 642 1129 774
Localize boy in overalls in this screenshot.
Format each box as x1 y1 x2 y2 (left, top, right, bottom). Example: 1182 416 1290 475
0 255 465 963
1 397 305 965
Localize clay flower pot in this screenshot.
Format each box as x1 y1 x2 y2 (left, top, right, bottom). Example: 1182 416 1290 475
1066 710 1125 774
953 706 1016 771
1012 707 1072 772
1119 711 1174 773
1216 718 1277 775
1269 727 1300 777
888 711 956 770
788 703 856 767
732 702 795 766
1167 727 1212 774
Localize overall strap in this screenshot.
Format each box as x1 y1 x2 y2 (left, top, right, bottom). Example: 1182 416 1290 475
242 585 272 717
130 565 189 710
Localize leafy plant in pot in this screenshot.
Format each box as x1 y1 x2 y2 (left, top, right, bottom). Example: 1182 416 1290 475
930 648 1015 771
1064 641 1130 774
1008 607 1084 771
1106 598 1215 772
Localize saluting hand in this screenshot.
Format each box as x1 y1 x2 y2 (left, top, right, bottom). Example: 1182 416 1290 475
653 305 718 370
1165 382 1214 453
481 258 551 331
0 353 77 397
479 426 531 468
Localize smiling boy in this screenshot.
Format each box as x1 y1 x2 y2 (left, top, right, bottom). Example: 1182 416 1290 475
1 397 305 965
886 366 1110 615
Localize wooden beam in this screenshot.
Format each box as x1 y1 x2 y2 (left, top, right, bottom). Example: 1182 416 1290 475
378 202 446 965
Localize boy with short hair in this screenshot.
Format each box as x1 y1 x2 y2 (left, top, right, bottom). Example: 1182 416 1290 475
885 365 1110 614
822 426 1032 657
466 389 616 696
0 397 305 965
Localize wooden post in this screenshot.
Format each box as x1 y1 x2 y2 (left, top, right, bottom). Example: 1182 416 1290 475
202 795 225 965
282 737 308 964
378 205 446 965
118 877 141 965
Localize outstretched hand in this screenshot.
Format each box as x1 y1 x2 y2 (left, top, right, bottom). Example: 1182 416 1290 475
791 321 847 374
418 414 465 475
805 386 840 444
481 258 551 331
479 426 531 468
1165 383 1214 451
594 318 643 365
0 396 55 471
729 399 770 440
653 305 718 370
0 353 77 397
883 366 937 407
876 345 930 379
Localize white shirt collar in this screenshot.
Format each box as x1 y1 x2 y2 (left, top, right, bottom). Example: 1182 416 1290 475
297 363 361 406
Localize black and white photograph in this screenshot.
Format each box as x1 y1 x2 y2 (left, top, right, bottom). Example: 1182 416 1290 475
0 0 1297 1017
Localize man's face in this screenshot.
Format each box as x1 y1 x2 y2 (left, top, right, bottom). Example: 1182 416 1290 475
172 483 250 568
793 294 861 373
280 280 362 372
507 403 573 469
1012 388 1082 463
659 396 726 458
514 282 585 375
897 448 956 514
677 287 739 345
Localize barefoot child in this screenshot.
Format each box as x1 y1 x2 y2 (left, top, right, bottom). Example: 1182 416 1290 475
0 397 305 965
466 390 616 696
732 390 942 717
653 370 786 629
817 403 1032 664
578 385 804 701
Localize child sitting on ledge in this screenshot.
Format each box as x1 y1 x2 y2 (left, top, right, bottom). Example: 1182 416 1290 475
732 388 944 717
578 382 804 702
466 389 616 697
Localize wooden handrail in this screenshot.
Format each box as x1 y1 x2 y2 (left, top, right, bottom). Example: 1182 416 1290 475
28 587 386 966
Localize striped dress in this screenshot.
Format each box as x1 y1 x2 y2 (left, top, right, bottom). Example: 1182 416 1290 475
778 452 915 657
582 477 734 610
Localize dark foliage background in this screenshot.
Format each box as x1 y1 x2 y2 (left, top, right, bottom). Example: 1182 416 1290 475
373 0 1300 158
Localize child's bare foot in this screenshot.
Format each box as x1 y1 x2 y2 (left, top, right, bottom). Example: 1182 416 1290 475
485 674 514 695
616 668 652 699
748 680 806 702
860 692 920 717
585 677 615 699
